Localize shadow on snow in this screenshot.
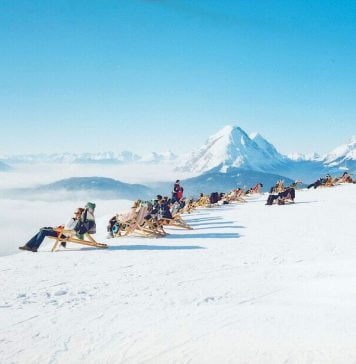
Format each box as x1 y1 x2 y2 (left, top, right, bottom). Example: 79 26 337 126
166 232 240 239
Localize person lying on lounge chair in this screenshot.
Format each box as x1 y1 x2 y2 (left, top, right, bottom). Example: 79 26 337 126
106 200 141 238
270 180 285 193
339 171 352 183
19 208 84 252
307 174 333 189
266 187 295 205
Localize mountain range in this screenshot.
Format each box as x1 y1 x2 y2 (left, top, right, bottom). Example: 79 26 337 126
176 126 356 182
0 151 177 165
0 126 355 199
1 126 354 179
0 177 153 201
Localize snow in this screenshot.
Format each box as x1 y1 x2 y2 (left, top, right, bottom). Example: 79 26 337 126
178 125 286 173
287 152 321 161
0 150 176 165
2 128 356 178
323 137 356 165
1 184 356 362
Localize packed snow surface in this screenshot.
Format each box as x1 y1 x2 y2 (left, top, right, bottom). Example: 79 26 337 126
1 184 356 363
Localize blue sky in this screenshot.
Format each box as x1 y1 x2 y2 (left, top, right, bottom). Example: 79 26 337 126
0 0 355 155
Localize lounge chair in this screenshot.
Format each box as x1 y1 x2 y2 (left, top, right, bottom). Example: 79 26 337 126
49 227 107 252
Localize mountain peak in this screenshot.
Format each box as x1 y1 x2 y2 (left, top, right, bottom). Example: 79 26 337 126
178 125 286 173
210 125 247 140
323 136 356 167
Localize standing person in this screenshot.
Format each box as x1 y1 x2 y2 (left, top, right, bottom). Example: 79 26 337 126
172 179 181 202
19 208 84 252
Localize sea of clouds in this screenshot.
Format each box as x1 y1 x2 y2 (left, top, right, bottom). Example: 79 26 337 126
0 163 188 256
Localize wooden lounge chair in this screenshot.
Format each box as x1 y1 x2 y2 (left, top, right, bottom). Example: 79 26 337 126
120 205 164 238
158 214 193 230
49 228 107 252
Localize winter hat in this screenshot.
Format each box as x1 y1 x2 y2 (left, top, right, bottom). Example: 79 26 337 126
85 202 96 209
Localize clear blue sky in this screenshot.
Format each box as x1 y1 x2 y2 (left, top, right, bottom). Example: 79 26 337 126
1 0 355 155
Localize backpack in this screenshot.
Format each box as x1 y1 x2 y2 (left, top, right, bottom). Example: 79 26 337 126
75 207 96 235
177 187 183 199
210 192 219 204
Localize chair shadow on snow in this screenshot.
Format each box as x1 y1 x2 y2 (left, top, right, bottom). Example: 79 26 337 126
167 232 240 239
293 201 318 204
185 216 223 223
192 225 244 230
189 220 236 227
79 245 205 251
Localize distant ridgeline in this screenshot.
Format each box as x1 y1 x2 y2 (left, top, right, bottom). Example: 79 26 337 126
0 171 296 202
1 127 355 199
0 177 153 201
181 167 296 197
0 160 12 171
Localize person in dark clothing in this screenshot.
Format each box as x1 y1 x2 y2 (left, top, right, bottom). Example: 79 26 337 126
172 180 183 202
307 175 331 189
307 179 323 189
266 188 295 205
19 208 84 252
159 199 173 219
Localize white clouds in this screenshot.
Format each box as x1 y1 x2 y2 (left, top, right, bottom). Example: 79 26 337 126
0 199 132 257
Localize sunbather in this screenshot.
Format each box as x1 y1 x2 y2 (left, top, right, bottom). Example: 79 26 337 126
266 187 295 205
339 171 352 183
307 175 332 189
251 183 263 193
19 207 84 252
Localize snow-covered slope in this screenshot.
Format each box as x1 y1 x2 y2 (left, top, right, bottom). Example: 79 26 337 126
249 132 285 163
322 137 356 172
1 184 356 362
178 126 286 173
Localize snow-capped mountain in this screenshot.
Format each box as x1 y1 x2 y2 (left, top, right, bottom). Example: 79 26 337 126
249 132 285 163
322 137 356 170
177 125 286 174
2 151 141 164
1 150 177 165
287 152 321 162
2 126 355 180
139 151 177 163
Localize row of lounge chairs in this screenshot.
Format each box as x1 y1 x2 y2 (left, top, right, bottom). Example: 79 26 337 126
109 200 193 238
308 172 355 189
47 173 354 251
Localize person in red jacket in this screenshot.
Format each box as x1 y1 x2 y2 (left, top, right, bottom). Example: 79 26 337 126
172 179 184 202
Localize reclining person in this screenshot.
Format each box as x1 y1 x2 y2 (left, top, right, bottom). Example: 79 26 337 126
270 180 284 193
158 199 173 219
339 171 352 183
251 183 263 194
107 200 141 238
19 207 84 252
307 174 331 189
266 187 295 205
